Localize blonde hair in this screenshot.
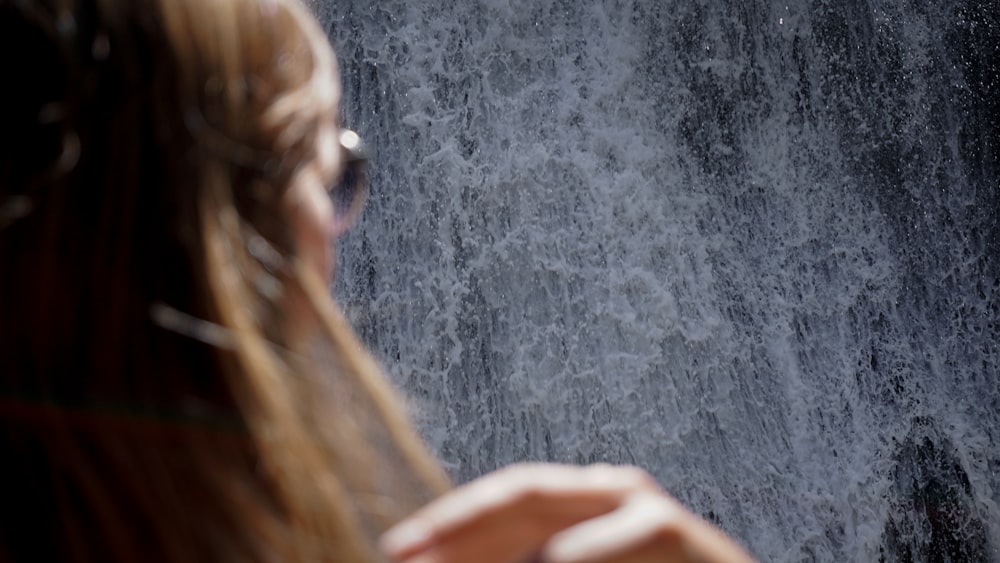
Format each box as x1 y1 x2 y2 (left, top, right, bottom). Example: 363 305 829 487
0 0 448 560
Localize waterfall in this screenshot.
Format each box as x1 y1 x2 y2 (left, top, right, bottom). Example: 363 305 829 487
315 0 1000 560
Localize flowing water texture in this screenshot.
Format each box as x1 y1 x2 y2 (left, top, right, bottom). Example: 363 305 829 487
315 1 1000 560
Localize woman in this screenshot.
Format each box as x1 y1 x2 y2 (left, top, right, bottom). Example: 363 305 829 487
0 0 754 561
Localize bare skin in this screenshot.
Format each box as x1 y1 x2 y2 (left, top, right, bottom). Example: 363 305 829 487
381 463 757 563
286 121 341 285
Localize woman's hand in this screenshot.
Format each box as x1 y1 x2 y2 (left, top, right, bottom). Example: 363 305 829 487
380 463 756 563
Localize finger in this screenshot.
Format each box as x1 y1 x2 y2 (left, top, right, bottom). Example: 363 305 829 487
390 494 604 563
543 493 756 563
542 492 686 563
381 464 589 558
392 516 541 563
549 543 672 563
381 464 659 562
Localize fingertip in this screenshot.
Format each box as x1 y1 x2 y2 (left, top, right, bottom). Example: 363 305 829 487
380 522 433 560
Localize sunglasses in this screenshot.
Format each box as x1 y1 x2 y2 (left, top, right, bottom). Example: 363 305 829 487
328 129 369 229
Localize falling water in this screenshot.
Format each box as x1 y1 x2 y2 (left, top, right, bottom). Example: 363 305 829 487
314 1 999 560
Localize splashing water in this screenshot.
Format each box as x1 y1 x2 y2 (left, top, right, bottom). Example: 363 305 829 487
317 1 1000 560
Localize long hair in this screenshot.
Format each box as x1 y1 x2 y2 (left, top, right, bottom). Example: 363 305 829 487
0 0 448 560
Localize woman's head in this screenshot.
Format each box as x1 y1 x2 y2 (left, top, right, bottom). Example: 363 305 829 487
0 0 446 560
